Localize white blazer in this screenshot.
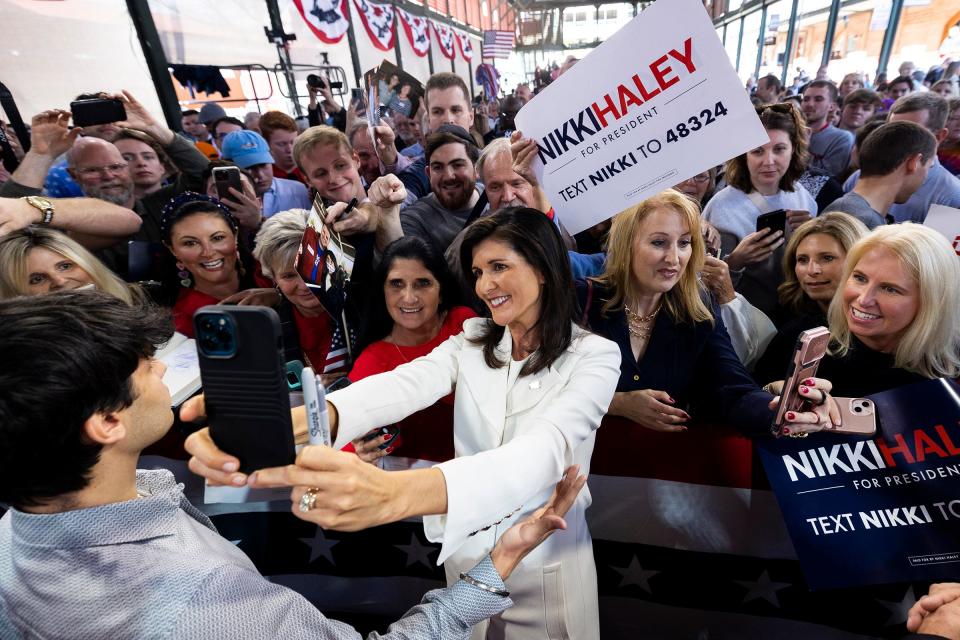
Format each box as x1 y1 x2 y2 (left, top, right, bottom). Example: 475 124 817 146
330 318 620 639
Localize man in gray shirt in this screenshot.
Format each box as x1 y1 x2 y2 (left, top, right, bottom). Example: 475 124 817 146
802 81 854 177
843 92 960 223
0 292 581 639
824 121 937 228
401 125 481 255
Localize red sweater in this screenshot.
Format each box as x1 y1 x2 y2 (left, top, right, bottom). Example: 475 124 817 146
346 306 475 462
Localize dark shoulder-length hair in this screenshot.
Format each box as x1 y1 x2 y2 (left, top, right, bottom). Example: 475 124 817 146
459 207 576 376
357 236 461 353
725 102 809 194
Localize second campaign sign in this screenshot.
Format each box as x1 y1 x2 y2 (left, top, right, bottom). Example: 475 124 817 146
514 0 768 234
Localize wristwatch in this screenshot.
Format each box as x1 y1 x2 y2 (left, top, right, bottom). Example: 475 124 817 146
22 195 55 225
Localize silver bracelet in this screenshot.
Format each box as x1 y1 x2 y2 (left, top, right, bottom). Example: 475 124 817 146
459 572 510 597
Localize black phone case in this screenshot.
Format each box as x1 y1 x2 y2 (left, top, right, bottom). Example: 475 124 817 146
213 168 242 201
70 99 126 127
756 209 787 235
195 306 296 474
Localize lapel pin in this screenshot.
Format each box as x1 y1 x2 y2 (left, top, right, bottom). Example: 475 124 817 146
529 380 541 390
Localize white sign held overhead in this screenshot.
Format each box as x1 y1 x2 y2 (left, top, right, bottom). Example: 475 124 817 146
514 0 769 234
924 204 960 256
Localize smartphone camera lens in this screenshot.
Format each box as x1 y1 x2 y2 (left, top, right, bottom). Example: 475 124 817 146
195 313 237 357
853 404 863 413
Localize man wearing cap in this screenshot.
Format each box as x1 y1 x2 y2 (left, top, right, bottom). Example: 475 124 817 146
220 130 311 218
399 126 480 255
198 103 227 146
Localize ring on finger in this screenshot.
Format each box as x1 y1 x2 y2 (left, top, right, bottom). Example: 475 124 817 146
298 487 321 513
788 431 809 438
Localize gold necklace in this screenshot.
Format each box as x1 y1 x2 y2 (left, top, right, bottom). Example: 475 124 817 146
624 303 661 340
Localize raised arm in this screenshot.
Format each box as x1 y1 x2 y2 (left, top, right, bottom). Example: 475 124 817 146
0 196 142 248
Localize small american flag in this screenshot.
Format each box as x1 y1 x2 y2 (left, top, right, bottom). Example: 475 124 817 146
482 30 514 59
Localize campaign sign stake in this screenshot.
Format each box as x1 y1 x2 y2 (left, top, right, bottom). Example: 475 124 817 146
756 378 960 590
514 0 768 234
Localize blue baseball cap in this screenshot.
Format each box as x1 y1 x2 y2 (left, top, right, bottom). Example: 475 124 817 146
220 130 274 169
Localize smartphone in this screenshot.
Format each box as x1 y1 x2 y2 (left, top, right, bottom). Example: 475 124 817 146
212 166 242 202
832 397 877 435
194 306 296 473
773 326 831 433
756 209 787 236
362 425 401 450
326 376 352 393
70 98 126 127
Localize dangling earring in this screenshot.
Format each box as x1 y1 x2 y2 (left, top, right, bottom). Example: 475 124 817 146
176 262 192 288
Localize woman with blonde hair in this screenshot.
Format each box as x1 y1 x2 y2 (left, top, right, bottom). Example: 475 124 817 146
754 212 869 385
815 223 960 398
0 227 139 304
578 188 836 435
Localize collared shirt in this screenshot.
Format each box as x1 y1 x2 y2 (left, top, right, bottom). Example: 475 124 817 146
0 469 511 639
843 158 960 223
262 175 312 218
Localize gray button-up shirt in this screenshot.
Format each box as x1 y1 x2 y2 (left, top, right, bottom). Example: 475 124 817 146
0 470 511 639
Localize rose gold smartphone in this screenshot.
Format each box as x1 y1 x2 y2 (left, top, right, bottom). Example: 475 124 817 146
774 326 831 434
830 397 877 435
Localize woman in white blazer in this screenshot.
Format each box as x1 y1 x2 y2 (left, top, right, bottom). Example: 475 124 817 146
185 208 621 640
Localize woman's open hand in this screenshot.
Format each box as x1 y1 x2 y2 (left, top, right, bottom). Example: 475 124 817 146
609 389 689 432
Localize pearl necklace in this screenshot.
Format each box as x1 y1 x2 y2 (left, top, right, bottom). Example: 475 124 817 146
624 303 661 340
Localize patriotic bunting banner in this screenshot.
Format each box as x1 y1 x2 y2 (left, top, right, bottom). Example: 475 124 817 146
293 0 351 44
352 0 395 52
455 30 475 62
432 21 456 60
396 7 430 57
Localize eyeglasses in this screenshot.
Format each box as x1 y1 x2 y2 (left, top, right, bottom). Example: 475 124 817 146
681 173 711 184
76 162 128 178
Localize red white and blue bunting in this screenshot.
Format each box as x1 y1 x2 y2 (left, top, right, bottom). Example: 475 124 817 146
455 29 474 62
432 21 456 60
396 7 430 57
352 0 395 51
293 0 351 44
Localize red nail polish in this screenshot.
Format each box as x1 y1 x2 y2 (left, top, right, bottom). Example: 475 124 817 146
668 396 675 403
783 428 791 435
800 386 809 394
786 412 796 421
385 446 394 454
805 378 815 385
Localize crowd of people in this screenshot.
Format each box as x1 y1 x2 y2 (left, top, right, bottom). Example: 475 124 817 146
1 53 960 639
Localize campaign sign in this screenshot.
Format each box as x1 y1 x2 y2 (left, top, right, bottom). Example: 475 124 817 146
756 378 960 590
513 0 767 234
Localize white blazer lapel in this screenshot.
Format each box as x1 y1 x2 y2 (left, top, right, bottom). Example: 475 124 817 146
506 363 564 417
459 328 512 436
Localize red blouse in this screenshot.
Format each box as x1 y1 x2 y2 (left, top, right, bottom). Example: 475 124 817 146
346 305 476 462
173 288 220 337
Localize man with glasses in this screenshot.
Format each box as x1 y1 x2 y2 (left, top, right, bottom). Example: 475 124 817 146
211 116 245 150
0 91 209 276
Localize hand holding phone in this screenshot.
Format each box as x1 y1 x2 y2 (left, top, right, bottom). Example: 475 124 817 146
773 326 830 434
212 166 243 203
194 307 296 473
756 209 787 236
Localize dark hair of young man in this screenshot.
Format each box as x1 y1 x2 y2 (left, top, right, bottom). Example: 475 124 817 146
841 89 882 109
211 116 246 132
181 109 200 117
858 121 937 178
891 91 950 132
888 75 915 92
425 129 480 164
854 118 887 150
459 207 576 377
760 74 782 94
0 291 172 508
424 72 471 107
804 80 840 104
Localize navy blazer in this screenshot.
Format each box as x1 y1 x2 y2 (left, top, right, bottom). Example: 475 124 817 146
576 280 775 435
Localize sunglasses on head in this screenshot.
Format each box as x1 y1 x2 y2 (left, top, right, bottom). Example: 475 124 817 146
755 102 796 115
